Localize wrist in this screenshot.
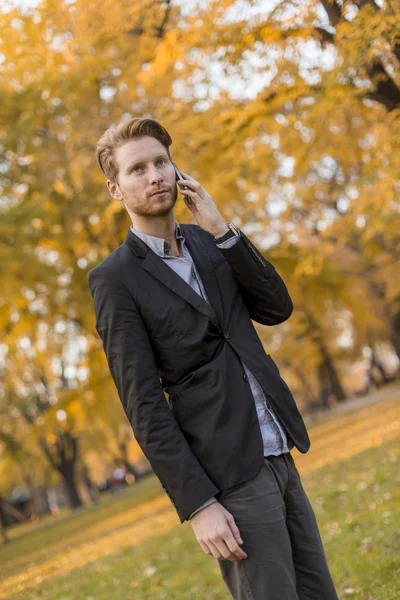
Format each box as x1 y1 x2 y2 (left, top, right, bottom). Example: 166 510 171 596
210 223 229 238
213 221 240 244
191 500 218 519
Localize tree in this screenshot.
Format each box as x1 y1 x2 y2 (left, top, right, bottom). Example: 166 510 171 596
1 0 399 503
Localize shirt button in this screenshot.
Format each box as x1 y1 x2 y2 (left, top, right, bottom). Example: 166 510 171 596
224 332 230 339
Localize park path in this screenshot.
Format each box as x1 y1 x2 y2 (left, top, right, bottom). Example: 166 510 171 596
0 494 175 599
297 384 400 474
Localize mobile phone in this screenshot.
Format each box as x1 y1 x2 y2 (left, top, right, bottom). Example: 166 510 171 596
172 162 192 205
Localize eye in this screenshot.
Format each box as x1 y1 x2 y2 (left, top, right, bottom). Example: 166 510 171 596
131 158 166 174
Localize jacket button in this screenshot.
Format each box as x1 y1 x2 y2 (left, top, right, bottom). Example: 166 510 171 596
243 373 248 382
224 332 230 339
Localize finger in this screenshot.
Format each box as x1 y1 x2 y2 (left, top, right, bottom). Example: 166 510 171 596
223 529 247 560
227 515 244 545
177 182 195 194
178 170 197 182
207 540 226 560
184 195 195 209
198 540 212 557
177 178 200 189
208 539 236 561
178 187 199 203
178 185 202 209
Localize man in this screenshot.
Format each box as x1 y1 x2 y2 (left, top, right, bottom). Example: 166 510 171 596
88 117 338 599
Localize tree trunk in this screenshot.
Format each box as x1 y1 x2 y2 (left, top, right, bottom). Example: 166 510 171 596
117 435 144 480
390 308 400 366
122 459 142 480
319 341 346 401
0 496 9 544
22 471 42 521
60 465 82 509
290 363 320 409
39 430 83 509
81 464 99 504
302 308 347 402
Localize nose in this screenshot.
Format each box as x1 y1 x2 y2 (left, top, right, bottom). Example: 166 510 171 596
148 165 163 184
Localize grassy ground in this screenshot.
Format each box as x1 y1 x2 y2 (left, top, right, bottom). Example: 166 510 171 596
1 393 399 600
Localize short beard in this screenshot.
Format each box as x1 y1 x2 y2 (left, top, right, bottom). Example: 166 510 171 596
123 187 178 218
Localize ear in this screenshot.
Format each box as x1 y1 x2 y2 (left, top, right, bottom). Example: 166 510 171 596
107 179 123 202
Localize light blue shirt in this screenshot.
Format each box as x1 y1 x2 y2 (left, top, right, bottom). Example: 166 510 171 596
130 221 294 518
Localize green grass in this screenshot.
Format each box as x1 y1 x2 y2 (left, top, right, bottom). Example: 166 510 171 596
1 394 399 600
304 439 399 599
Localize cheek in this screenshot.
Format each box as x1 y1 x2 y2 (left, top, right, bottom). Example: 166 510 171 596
123 182 144 200
167 164 176 181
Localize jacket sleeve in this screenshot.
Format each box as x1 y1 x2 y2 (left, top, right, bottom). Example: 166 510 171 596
88 269 220 523
215 229 293 325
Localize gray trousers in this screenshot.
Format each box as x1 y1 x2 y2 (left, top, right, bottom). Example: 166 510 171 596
216 452 339 600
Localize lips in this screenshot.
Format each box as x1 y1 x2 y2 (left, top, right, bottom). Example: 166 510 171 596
151 190 168 197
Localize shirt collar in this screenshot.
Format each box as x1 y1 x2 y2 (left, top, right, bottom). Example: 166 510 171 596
129 220 185 258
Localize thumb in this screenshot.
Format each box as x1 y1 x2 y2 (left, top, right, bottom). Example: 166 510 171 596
227 515 243 545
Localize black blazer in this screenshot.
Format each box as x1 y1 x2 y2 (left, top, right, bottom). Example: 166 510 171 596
88 224 310 523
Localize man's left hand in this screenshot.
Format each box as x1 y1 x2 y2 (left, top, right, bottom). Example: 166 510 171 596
177 171 229 239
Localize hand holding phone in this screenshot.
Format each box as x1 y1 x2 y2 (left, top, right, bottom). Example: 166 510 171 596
170 164 228 237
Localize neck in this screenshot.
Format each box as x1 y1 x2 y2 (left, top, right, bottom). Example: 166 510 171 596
130 212 178 246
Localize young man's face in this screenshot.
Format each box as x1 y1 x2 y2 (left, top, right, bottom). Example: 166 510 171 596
107 135 178 217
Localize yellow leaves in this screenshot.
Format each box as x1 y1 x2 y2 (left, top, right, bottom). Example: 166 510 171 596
242 33 255 45
42 201 58 213
5 319 33 342
58 397 86 430
51 224 63 235
258 26 287 44
37 238 61 251
137 29 182 85
1 0 399 471
294 253 324 277
53 179 73 198
46 432 59 445
53 180 67 195
103 199 125 222
296 395 400 474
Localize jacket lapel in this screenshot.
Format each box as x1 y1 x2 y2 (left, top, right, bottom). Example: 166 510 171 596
124 225 221 326
184 226 224 323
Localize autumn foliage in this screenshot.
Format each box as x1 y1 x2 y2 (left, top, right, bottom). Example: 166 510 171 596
0 0 399 494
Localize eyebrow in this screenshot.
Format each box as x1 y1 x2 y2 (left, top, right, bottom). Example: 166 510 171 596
125 154 168 174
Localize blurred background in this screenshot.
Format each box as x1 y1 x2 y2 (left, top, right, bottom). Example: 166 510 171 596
0 0 399 598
